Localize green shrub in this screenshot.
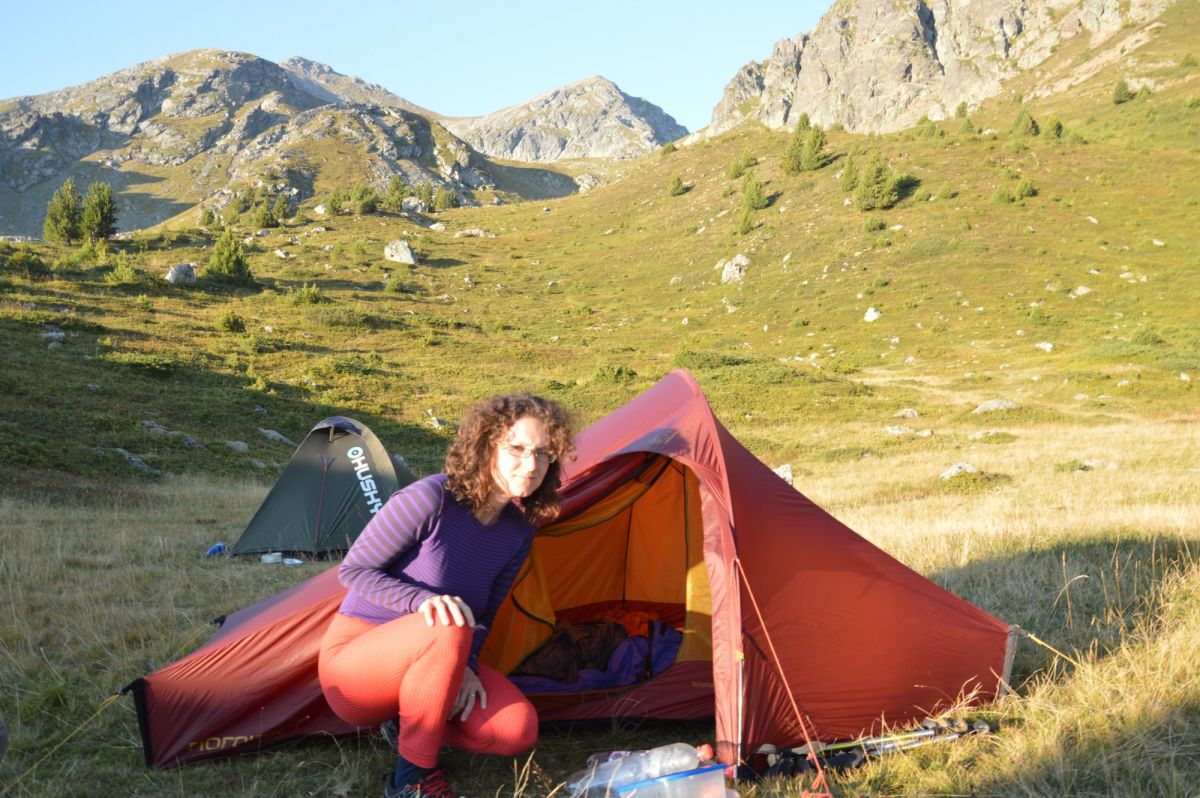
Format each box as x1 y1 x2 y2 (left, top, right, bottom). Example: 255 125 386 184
216 308 246 332
1182 54 1197 68
863 216 886 232
668 175 686 196
841 152 859 192
288 283 327 305
1113 79 1135 105
103 255 138 285
736 210 754 235
959 117 975 135
725 150 757 180
741 174 767 211
1131 328 1165 346
2 247 50 280
1016 178 1038 198
993 186 1016 204
660 142 677 155
938 184 957 200
592 363 637 383
432 185 458 211
954 101 968 118
802 128 829 168
853 151 898 211
198 206 216 228
351 184 379 214
205 229 254 286
254 203 278 229
1012 109 1040 136
1044 116 1065 138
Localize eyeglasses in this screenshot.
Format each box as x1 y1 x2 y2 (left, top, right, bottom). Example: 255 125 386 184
498 441 556 464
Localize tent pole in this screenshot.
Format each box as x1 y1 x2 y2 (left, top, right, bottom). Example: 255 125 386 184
736 650 745 773
312 458 334 555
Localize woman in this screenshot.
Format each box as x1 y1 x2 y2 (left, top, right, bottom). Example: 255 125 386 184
318 394 574 798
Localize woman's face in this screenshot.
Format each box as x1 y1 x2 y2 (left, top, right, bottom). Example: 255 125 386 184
492 415 553 502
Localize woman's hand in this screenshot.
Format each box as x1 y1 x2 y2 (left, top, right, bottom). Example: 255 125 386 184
450 667 487 721
417 594 476 628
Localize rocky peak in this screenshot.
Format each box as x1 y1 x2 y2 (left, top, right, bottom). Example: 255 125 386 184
709 0 1174 135
442 76 688 162
280 56 435 115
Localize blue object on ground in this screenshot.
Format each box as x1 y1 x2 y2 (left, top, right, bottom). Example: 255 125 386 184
206 542 226 557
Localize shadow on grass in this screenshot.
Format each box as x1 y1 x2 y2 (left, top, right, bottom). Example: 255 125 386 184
929 535 1196 685
0 315 453 501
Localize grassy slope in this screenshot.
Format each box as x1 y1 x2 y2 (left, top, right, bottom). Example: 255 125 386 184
0 3 1198 796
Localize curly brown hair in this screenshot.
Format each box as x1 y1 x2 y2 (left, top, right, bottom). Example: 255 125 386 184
444 394 575 524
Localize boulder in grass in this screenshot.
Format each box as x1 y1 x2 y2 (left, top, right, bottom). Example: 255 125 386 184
720 254 750 284
258 428 297 448
773 463 793 486
165 263 197 285
864 307 882 322
1035 341 1054 352
940 462 977 480
894 408 919 419
972 399 1018 414
226 440 250 453
384 240 417 265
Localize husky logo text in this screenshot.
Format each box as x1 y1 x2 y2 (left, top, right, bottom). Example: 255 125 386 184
346 446 384 514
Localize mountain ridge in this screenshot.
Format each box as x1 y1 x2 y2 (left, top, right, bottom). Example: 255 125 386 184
707 0 1177 134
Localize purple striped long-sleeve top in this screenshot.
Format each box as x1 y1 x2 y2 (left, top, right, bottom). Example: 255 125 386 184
337 473 533 671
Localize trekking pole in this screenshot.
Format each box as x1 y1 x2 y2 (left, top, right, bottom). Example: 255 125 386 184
864 720 993 757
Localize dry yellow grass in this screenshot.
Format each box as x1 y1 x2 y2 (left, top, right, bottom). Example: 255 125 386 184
1 420 1197 796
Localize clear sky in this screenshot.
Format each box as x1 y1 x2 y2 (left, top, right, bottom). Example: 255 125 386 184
0 0 831 132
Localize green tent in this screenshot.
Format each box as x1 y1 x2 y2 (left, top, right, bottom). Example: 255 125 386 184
231 416 416 556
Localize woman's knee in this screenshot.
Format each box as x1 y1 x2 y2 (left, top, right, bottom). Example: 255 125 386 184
490 704 539 755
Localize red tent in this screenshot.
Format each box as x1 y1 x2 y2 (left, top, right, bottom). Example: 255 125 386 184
128 370 1014 767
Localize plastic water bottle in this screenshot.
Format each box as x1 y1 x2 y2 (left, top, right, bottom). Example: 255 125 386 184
566 743 714 796
586 750 632 766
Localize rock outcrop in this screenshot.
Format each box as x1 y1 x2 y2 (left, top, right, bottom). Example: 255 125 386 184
708 0 1173 135
442 76 687 162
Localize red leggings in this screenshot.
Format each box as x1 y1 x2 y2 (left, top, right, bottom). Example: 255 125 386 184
318 613 538 768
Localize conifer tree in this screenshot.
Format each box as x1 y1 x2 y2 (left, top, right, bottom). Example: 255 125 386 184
43 177 82 245
350 184 378 214
199 206 215 228
793 112 811 133
254 202 278 229
432 184 458 211
206 228 254 285
841 151 859 193
668 175 686 196
853 151 898 211
1113 79 1135 105
782 123 805 176
386 175 410 209
79 182 118 243
415 182 434 209
799 128 829 171
741 173 767 211
271 193 291 223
